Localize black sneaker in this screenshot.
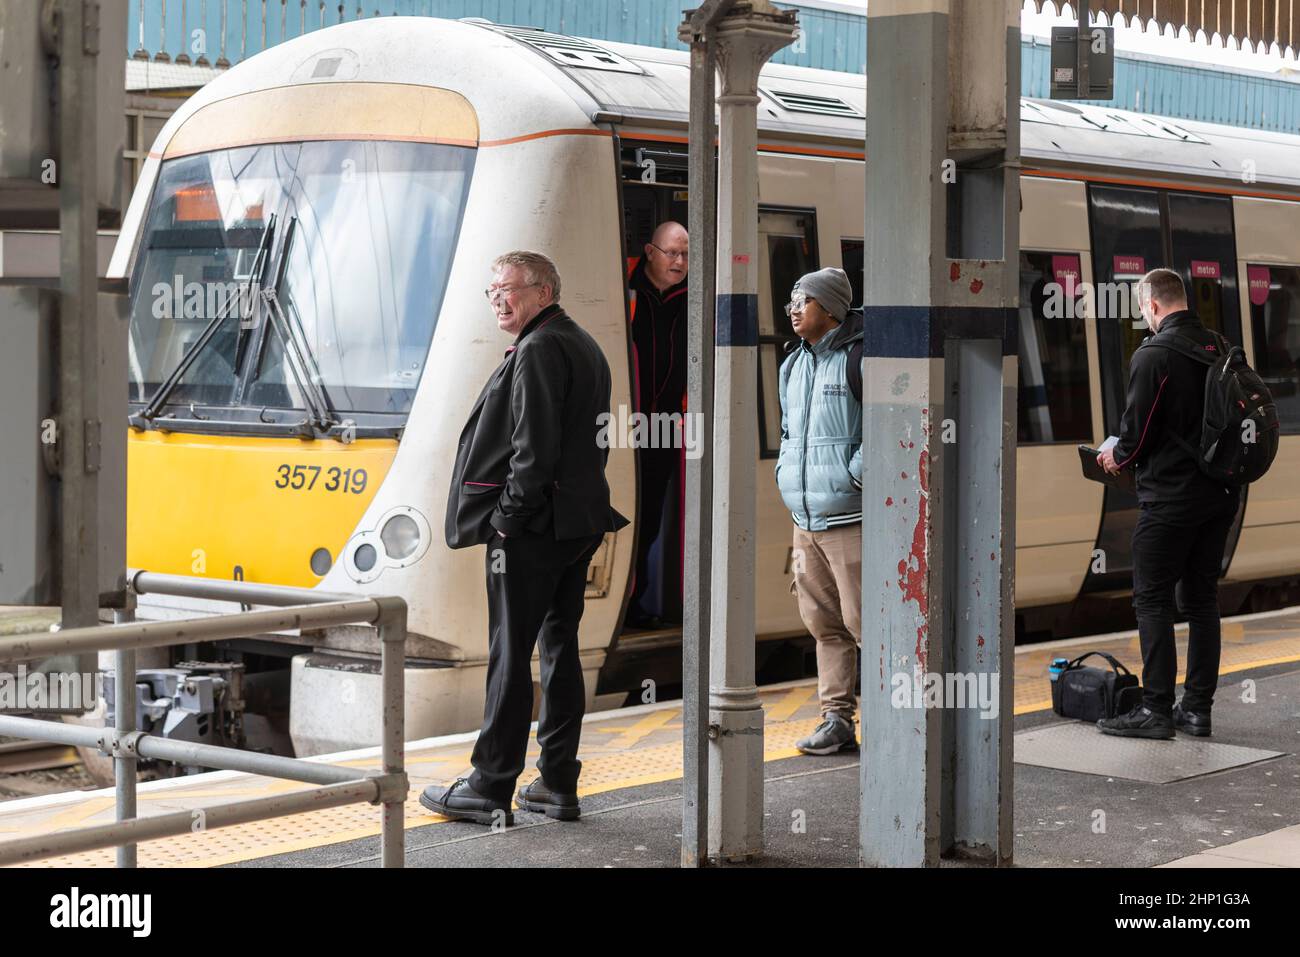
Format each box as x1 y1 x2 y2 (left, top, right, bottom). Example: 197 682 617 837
1096 705 1175 740
1173 701 1212 737
419 777 513 826
515 778 581 821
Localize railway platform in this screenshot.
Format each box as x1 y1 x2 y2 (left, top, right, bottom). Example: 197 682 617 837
1 606 1297 868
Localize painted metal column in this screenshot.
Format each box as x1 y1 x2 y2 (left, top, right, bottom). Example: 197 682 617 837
57 0 103 635
860 0 1019 867
707 0 796 863
677 0 730 869
113 598 137 868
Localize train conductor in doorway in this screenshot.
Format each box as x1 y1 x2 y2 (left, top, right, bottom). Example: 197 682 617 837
427 251 628 825
624 221 690 630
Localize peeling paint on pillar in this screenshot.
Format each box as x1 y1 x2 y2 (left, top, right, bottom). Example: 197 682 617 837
895 438 930 673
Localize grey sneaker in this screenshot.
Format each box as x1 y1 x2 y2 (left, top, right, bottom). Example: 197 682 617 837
795 713 858 755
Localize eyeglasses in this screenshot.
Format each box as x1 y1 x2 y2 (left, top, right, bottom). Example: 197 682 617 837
649 242 689 262
485 283 539 304
784 294 814 317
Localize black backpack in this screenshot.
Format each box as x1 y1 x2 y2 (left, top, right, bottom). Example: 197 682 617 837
1147 330 1279 486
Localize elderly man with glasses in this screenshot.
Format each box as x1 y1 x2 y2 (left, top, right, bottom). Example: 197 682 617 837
428 250 628 826
775 267 865 756
624 221 690 631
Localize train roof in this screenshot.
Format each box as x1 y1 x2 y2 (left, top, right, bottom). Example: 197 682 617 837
503 26 1300 194
143 16 1300 197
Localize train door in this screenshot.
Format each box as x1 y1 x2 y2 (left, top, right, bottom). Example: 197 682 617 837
618 141 690 630
1083 184 1247 594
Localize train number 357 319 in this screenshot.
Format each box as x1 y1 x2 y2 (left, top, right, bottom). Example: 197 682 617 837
274 464 368 493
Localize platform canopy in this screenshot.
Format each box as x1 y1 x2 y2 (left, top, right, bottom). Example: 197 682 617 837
1028 0 1299 58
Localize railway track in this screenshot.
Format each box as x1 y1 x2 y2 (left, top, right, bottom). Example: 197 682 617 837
0 739 79 775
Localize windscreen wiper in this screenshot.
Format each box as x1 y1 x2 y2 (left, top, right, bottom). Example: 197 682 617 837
257 216 340 434
137 213 277 422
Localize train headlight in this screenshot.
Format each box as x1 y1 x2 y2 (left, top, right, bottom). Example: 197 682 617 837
380 514 420 560
342 507 432 583
353 543 378 573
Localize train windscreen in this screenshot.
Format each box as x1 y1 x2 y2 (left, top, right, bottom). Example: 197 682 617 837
127 140 475 425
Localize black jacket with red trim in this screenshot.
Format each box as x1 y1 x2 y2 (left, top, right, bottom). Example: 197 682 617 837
445 303 630 547
627 256 688 414
1113 310 1239 506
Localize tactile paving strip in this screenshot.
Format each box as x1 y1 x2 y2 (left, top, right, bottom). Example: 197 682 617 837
1014 721 1284 783
5 606 1299 867
1 685 826 868
1013 615 1300 715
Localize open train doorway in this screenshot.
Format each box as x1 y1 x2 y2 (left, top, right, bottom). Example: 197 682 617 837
619 141 691 633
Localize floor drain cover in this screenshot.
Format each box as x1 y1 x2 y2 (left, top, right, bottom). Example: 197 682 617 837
1014 722 1284 783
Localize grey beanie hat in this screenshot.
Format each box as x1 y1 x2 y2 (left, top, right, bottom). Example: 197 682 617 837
793 267 853 322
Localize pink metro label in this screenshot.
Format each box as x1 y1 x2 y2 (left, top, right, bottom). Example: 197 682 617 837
1113 255 1145 276
1248 265 1271 306
1190 260 1221 279
1051 254 1081 294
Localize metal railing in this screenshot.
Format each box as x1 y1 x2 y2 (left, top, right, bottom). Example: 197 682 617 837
0 570 408 868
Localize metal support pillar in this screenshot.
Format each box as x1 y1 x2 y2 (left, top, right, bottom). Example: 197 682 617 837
377 597 407 869
57 0 102 633
705 0 796 864
860 0 1019 867
677 0 730 869
113 597 138 868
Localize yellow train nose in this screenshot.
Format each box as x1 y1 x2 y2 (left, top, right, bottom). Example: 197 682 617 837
126 430 397 587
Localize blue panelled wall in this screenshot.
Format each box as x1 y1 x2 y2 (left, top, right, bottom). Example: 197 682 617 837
128 0 1300 133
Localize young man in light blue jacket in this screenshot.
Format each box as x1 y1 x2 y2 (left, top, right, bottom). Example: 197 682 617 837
776 267 864 755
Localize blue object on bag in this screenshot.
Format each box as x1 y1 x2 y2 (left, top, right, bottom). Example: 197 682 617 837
1049 657 1069 682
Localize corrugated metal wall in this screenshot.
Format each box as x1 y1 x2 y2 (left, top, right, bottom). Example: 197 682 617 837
1021 35 1300 134
127 1 1300 133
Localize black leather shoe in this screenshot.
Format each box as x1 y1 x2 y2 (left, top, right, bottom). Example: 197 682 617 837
515 778 580 821
419 778 513 826
1173 701 1212 737
1097 705 1175 740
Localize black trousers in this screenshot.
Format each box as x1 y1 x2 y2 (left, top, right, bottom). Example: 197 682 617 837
1130 495 1238 716
468 531 604 802
629 445 678 617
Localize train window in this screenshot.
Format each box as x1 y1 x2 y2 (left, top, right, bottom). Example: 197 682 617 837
1017 251 1092 444
757 208 819 459
130 139 475 420
841 239 864 309
1087 184 1163 434
1168 192 1242 346
1248 265 1300 434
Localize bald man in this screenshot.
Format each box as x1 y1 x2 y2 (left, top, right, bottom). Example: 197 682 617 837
625 221 689 630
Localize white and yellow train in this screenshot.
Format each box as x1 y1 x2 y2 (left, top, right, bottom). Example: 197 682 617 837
112 16 1300 755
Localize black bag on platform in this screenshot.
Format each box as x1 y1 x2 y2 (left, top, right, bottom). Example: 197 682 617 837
1051 652 1142 722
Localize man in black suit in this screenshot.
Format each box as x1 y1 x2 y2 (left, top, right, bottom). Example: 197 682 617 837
422 251 628 826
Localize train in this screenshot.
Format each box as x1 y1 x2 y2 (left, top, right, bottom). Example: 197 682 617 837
110 15 1300 759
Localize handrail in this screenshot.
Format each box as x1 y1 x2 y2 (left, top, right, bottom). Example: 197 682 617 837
0 572 408 868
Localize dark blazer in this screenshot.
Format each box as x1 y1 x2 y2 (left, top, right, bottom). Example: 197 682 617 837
445 303 630 548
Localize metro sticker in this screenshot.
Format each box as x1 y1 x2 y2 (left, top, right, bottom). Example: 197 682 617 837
1113 255 1145 276
1190 260 1221 279
1248 265 1271 306
1051 254 1082 296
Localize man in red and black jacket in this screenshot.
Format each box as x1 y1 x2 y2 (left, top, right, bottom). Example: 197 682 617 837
1097 268 1240 740
625 221 689 630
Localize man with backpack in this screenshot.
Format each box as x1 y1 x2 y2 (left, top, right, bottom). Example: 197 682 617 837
1096 267 1277 739
775 267 865 755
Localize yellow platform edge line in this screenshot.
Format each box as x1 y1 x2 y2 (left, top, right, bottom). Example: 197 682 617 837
1013 652 1300 715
